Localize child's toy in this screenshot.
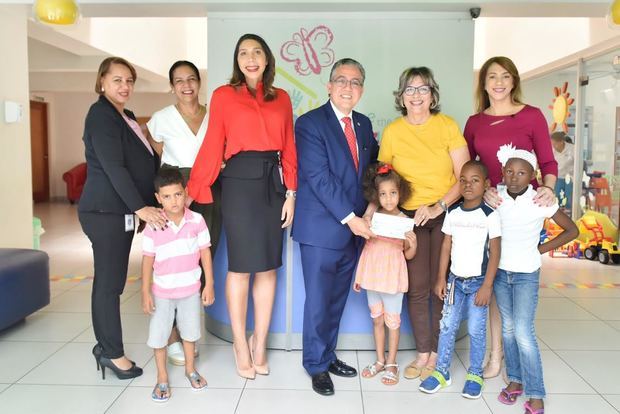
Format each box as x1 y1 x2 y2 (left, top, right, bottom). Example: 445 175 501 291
576 210 619 265
545 210 619 264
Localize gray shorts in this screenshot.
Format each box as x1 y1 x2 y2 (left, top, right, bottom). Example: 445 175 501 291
147 292 201 349
366 290 405 329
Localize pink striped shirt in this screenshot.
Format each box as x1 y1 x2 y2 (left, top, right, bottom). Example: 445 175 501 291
142 208 211 299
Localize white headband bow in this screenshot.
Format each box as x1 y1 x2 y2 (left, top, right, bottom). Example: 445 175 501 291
496 143 537 170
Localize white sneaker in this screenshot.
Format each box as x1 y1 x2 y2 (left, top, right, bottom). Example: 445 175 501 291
167 342 185 366
167 342 200 366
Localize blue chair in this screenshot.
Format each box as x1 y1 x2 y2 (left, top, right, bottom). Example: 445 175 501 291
0 248 50 331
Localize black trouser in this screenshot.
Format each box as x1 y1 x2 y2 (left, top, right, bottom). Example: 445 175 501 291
79 211 134 359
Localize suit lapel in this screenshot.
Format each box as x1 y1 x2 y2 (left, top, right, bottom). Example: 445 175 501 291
323 103 357 173
100 96 154 159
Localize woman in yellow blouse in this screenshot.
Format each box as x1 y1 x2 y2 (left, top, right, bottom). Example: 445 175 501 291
378 67 469 380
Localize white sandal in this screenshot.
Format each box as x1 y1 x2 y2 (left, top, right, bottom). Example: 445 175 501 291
381 364 399 385
361 361 385 378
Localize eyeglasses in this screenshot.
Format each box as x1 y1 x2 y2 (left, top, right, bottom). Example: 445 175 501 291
330 77 363 89
403 85 432 96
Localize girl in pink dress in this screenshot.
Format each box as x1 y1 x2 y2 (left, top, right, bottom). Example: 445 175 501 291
354 163 418 385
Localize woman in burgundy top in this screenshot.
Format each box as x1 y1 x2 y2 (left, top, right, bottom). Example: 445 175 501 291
463 56 557 379
187 33 297 379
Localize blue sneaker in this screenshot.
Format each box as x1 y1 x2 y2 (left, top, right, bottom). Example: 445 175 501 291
419 370 451 394
461 373 484 399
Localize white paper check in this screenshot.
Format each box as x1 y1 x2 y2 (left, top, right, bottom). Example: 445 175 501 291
370 212 415 239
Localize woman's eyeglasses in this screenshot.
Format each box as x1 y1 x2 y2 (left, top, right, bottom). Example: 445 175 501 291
403 85 431 96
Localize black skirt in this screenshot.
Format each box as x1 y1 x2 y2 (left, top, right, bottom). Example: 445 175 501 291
220 151 285 273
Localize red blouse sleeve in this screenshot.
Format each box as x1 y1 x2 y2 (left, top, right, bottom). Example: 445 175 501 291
530 106 558 178
279 90 297 190
187 88 227 203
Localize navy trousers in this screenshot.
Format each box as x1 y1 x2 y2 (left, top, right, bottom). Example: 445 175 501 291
300 242 358 376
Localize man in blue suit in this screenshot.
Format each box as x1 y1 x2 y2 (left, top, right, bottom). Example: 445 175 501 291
292 58 379 396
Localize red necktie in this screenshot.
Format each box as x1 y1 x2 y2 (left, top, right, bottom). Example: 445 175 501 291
342 117 359 171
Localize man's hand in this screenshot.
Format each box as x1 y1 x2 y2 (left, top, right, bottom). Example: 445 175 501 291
347 216 375 240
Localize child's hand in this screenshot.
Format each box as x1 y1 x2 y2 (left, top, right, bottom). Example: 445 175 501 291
353 282 362 293
404 231 417 247
202 283 215 306
142 291 155 315
434 280 447 300
474 284 493 306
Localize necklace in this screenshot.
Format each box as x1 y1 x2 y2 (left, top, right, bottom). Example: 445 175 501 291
176 104 205 120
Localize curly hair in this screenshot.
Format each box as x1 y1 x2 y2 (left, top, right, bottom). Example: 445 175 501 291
363 162 412 207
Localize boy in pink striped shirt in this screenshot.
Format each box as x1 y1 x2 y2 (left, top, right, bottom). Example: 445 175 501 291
142 168 214 402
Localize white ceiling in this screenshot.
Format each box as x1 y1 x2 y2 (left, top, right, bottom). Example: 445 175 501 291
26 0 611 93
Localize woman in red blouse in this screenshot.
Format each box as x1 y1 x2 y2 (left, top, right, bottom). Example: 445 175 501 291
188 33 297 379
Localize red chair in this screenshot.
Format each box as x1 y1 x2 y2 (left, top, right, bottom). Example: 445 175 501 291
62 163 87 204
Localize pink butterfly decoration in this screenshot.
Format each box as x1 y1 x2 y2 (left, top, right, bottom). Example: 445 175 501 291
280 25 335 76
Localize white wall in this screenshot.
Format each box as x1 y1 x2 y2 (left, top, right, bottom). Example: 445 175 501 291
0 5 33 248
29 91 176 199
474 17 619 73
208 12 474 134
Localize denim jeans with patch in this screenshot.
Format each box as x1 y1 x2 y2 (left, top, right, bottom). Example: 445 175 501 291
494 268 545 399
435 273 488 378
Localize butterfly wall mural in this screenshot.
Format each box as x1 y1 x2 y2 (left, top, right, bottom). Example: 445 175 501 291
280 25 335 76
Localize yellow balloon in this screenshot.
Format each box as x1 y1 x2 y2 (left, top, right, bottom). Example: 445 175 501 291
609 0 620 26
34 0 79 25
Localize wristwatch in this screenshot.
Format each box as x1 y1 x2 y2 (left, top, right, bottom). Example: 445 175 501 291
437 199 448 212
285 190 296 199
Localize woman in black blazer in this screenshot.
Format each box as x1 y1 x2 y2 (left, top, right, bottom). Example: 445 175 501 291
78 57 166 380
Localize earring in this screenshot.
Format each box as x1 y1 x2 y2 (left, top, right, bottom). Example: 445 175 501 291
101 87 105 93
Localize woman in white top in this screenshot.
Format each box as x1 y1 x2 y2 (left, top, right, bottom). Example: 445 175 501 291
146 60 222 365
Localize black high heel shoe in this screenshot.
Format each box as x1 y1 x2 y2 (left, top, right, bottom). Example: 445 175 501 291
98 356 143 380
92 343 136 372
92 344 102 371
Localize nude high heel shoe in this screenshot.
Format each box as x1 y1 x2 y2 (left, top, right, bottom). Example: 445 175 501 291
483 352 504 379
249 334 270 375
233 344 256 380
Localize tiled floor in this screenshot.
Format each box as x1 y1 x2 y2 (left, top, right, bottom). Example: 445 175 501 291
1 202 619 413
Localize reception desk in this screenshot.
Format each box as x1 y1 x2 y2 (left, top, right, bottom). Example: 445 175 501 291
205 230 466 350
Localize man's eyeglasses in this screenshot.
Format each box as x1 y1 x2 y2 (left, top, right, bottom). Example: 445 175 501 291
403 85 432 96
330 77 363 89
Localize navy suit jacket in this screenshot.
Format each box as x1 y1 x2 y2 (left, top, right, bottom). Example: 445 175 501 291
292 101 378 249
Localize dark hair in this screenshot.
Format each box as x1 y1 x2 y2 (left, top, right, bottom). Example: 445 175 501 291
393 66 441 116
329 58 366 83
230 33 276 101
154 168 185 192
168 60 201 84
550 131 568 142
363 162 412 206
95 57 137 95
475 56 524 113
461 160 489 179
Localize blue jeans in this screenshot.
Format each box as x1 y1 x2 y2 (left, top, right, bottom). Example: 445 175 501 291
494 268 545 399
436 274 488 378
